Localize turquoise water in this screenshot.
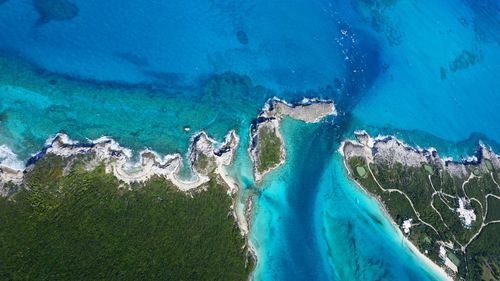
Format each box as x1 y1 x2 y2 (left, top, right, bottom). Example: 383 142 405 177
0 57 271 159
350 0 500 144
0 0 499 280
321 154 443 281
250 119 444 280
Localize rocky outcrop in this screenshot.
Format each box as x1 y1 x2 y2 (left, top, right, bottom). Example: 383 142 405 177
0 130 239 195
341 130 500 178
341 131 500 280
249 97 336 182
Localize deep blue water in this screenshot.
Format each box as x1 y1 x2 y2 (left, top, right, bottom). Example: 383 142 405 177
0 0 499 280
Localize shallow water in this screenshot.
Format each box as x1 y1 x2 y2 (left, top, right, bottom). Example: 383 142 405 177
250 118 443 280
0 0 499 280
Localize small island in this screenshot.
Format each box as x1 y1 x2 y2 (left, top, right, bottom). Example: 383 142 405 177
249 97 336 181
341 131 500 280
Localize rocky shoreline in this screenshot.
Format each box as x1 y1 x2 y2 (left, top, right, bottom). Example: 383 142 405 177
0 96 337 280
249 97 336 182
341 130 500 280
341 130 500 179
1 130 239 192
0 129 263 275
0 131 250 237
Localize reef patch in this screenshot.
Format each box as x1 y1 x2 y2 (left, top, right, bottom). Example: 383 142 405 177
236 30 249 45
33 0 79 25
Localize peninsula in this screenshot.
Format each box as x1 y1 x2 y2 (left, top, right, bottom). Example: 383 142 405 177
0 129 254 280
0 97 336 280
341 131 500 280
249 97 336 181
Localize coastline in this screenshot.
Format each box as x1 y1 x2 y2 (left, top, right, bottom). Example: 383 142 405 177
1 130 238 190
340 130 500 280
248 97 336 182
4 95 483 280
340 153 452 280
248 118 286 182
0 129 262 278
0 130 255 237
0 1 498 278
0 96 337 276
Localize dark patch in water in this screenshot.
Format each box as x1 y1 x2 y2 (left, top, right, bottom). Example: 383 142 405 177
0 0 8 5
142 70 185 89
113 52 150 67
344 221 363 277
465 0 500 44
0 49 175 95
236 30 248 45
330 22 384 141
33 0 79 25
0 111 8 122
129 130 142 138
440 66 447 80
367 258 391 281
448 48 482 72
202 72 253 98
353 0 402 46
48 79 57 85
328 22 382 136
342 25 381 106
333 77 342 90
365 211 383 225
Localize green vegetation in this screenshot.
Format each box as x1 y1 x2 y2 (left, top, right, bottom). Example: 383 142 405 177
348 156 379 195
346 155 500 280
438 171 466 198
464 176 500 209
194 153 215 174
486 196 500 223
372 163 434 219
384 191 417 225
355 166 367 178
432 195 474 243
473 168 481 177
257 126 282 174
0 155 253 281
424 164 433 175
467 224 500 281
485 160 493 172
